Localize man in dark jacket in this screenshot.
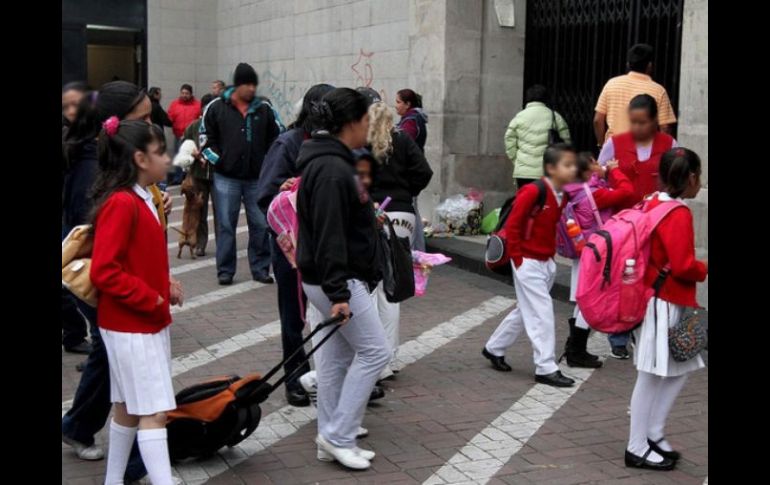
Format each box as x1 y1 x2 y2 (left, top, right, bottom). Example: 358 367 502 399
148 87 173 128
200 63 281 285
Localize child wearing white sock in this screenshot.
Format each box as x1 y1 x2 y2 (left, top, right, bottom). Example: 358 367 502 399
625 147 707 471
89 119 184 485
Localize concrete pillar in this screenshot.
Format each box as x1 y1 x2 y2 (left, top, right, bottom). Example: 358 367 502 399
677 0 708 308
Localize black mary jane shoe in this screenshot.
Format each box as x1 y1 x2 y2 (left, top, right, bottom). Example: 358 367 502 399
285 388 310 407
648 437 681 461
624 449 676 471
482 348 512 372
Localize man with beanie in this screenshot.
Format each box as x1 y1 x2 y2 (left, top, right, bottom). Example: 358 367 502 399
200 63 281 285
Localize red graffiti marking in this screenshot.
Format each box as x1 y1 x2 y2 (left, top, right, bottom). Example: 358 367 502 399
350 48 375 87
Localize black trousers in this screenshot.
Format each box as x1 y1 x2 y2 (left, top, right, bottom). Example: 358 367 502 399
62 288 88 349
516 178 537 189
271 236 310 392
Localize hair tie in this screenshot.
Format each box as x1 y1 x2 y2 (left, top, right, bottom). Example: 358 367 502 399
102 116 120 137
675 148 686 157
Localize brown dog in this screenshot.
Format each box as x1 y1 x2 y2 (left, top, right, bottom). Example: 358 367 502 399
172 175 205 259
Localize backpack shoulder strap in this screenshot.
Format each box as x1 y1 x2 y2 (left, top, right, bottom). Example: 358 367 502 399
533 179 547 211
583 183 603 226
646 199 685 227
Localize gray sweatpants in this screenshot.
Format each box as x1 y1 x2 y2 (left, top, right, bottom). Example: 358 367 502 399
303 280 391 448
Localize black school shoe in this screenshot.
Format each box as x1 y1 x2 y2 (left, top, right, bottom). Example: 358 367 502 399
625 449 676 471
286 388 311 407
253 275 275 284
611 346 630 359
648 437 681 461
534 370 575 387
482 348 512 372
218 275 233 285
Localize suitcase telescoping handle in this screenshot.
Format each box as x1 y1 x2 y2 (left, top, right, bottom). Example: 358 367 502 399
257 313 350 396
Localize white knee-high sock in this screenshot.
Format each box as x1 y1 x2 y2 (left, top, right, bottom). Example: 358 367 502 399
137 428 174 485
628 371 664 462
105 420 137 485
648 374 688 451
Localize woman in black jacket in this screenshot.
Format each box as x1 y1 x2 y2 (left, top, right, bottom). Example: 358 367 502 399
255 83 334 407
365 98 433 379
296 88 390 471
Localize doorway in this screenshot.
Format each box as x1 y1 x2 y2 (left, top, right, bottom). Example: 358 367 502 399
86 26 144 88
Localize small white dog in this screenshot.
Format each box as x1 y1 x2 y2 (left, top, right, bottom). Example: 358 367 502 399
172 139 198 170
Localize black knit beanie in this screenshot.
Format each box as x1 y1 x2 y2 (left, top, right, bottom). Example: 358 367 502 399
233 63 258 86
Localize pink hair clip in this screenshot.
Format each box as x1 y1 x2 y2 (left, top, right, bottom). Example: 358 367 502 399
102 116 120 137
675 148 686 157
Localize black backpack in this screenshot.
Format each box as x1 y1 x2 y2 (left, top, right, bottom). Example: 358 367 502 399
166 314 345 460
484 180 547 276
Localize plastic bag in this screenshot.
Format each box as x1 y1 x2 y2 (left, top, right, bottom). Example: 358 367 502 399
435 193 484 236
411 250 452 296
481 208 500 235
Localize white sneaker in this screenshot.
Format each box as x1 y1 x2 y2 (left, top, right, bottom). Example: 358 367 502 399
357 426 369 438
129 472 184 484
315 434 371 470
299 371 318 408
379 366 394 381
316 443 375 463
62 434 105 461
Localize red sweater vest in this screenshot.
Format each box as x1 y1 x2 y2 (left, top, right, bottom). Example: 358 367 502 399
90 190 171 333
613 132 674 204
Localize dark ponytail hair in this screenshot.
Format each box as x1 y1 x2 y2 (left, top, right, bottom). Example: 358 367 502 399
309 87 369 135
90 120 166 223
290 83 335 132
659 147 700 198
65 81 149 165
628 93 658 120
397 88 422 109
576 151 595 179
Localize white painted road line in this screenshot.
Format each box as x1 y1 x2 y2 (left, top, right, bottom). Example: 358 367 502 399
62 281 270 414
168 209 244 229
168 224 248 249
170 249 247 276
171 280 265 314
422 333 611 484
176 296 517 483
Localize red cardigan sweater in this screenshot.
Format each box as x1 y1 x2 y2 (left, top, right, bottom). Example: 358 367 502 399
643 195 707 307
505 178 567 267
90 190 171 333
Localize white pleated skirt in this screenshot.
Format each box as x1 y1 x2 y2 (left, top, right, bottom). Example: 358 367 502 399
633 298 705 377
100 326 176 416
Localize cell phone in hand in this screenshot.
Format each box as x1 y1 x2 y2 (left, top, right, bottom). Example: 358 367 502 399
375 196 392 217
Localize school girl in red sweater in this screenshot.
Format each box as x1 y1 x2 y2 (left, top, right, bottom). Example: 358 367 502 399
482 143 577 388
625 148 707 471
89 118 184 485
562 152 637 368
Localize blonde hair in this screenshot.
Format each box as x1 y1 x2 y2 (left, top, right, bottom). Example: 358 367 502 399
367 101 394 161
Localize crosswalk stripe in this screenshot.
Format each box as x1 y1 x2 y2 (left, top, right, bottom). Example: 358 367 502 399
170 249 247 276
422 333 610 484
62 281 270 414
168 225 248 249
167 209 244 229
175 296 516 483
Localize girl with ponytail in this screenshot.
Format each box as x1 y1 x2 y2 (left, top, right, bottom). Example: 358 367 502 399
625 147 708 471
294 88 390 470
89 118 183 485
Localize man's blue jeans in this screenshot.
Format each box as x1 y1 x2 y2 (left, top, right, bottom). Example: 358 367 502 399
608 332 630 349
212 173 271 279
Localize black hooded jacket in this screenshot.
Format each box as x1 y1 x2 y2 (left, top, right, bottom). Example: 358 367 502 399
369 130 433 213
296 134 381 303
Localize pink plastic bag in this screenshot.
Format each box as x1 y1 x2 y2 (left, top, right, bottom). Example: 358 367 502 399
411 250 452 296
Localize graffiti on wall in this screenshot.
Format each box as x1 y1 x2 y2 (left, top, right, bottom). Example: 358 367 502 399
350 48 375 88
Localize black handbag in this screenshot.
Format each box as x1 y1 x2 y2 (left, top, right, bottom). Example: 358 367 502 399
379 217 415 303
547 109 564 146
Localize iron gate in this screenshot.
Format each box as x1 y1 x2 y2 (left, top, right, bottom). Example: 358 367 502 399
523 0 685 151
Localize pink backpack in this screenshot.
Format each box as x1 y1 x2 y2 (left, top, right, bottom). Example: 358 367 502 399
266 178 301 269
575 196 683 334
556 175 613 259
